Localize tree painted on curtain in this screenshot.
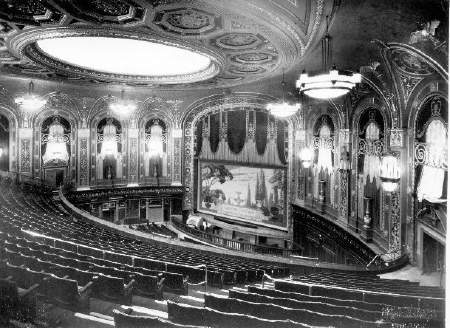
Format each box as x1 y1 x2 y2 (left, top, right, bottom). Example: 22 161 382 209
199 162 286 228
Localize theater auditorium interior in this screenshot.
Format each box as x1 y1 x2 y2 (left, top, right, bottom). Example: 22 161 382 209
0 0 447 327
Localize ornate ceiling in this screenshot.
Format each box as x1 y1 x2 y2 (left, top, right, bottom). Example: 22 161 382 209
0 0 332 89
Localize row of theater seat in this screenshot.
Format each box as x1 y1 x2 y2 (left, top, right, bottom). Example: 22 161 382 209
0 181 289 288
113 281 444 328
133 222 178 239
1 232 182 299
292 272 444 298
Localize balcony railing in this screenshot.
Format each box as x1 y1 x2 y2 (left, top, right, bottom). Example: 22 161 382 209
171 219 302 258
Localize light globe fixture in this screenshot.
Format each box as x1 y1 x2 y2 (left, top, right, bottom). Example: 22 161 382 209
299 147 313 168
297 66 361 100
14 81 46 113
267 70 300 118
379 153 400 192
296 16 361 100
109 89 137 119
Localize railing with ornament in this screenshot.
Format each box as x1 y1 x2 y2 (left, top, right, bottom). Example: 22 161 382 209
312 136 335 152
414 142 448 169
357 138 384 156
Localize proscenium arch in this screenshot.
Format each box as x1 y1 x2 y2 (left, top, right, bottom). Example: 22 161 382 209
182 92 291 212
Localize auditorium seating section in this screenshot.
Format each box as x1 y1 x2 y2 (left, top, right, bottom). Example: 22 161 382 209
133 222 178 239
0 179 444 328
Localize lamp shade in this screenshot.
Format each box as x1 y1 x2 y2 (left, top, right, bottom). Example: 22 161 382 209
380 153 400 192
299 147 313 168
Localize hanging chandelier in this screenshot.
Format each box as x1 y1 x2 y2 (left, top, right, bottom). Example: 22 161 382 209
296 16 361 100
109 89 137 118
267 70 300 118
14 81 46 113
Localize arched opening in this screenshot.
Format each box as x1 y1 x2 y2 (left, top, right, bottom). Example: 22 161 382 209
0 114 10 171
96 118 123 182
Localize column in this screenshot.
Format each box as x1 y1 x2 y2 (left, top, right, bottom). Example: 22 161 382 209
114 202 120 223
171 128 183 186
388 128 406 259
128 128 139 186
18 127 33 176
77 128 90 190
295 129 306 202
338 129 351 223
145 199 150 221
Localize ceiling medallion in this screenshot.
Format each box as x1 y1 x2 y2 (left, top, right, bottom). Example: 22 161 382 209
11 28 223 85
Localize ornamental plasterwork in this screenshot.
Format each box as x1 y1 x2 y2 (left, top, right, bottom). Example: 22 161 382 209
399 73 423 103
0 0 328 89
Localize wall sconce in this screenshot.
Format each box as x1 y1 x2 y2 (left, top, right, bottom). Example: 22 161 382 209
338 150 350 171
299 147 313 168
14 81 46 113
380 153 400 192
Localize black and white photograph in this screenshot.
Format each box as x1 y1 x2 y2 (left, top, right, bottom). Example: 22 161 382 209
0 0 447 327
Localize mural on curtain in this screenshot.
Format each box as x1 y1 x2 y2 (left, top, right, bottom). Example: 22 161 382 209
199 162 286 228
195 109 287 228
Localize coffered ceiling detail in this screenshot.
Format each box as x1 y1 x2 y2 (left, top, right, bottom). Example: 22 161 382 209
0 0 329 89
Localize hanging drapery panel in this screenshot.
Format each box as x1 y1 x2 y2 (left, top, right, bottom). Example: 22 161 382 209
197 109 285 167
209 113 220 153
227 110 246 154
255 111 268 155
276 120 287 165
195 119 203 157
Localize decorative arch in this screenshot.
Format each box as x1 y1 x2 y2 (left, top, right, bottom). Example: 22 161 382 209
350 96 390 245
182 92 293 220
0 105 18 172
32 105 79 182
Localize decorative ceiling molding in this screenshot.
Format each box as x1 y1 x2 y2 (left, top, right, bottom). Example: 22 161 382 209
0 0 328 89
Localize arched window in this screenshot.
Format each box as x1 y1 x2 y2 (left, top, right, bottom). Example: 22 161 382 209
41 116 70 167
96 118 123 180
416 98 447 202
356 109 386 240
144 119 167 177
0 114 9 171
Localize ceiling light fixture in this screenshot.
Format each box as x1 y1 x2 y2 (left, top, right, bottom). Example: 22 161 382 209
267 70 300 118
15 81 46 113
109 89 137 119
296 16 361 99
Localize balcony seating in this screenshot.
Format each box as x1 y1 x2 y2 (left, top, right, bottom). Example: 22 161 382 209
45 275 92 311
167 301 322 328
0 278 38 324
113 308 204 328
275 280 445 311
92 274 136 305
204 294 393 328
228 289 381 321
